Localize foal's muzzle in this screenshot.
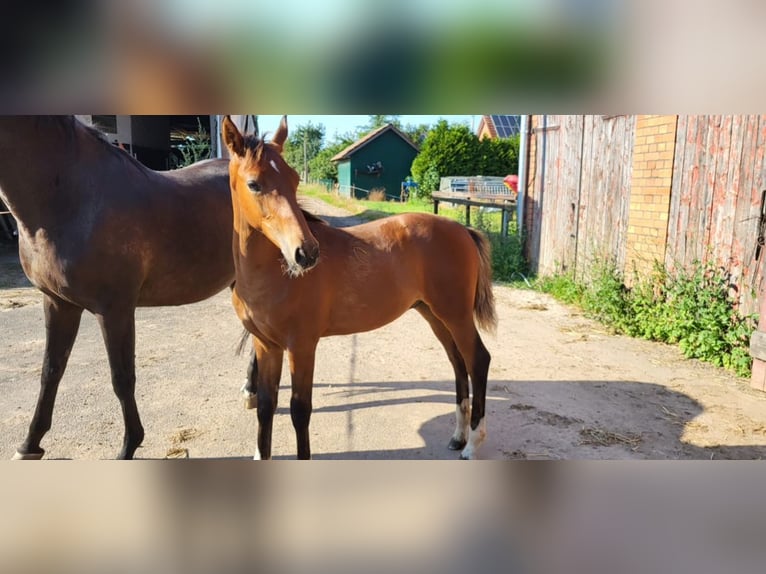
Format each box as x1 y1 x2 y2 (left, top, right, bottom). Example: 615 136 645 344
294 242 319 270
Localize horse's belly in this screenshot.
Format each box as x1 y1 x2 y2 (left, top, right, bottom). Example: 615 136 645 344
323 300 413 337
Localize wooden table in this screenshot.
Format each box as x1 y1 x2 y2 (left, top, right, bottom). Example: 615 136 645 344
431 191 518 236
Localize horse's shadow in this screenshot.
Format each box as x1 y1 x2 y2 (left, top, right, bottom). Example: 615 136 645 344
261 378 766 460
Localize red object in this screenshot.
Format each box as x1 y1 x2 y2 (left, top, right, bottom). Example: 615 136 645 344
503 174 518 192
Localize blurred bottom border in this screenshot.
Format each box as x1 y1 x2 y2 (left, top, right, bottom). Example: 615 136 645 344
0 461 764 574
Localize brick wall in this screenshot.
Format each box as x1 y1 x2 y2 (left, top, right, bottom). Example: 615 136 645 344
624 115 678 279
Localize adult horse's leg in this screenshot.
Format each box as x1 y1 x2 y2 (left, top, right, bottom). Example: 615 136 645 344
97 308 145 459
287 345 317 460
254 340 283 460
14 295 83 460
413 303 470 451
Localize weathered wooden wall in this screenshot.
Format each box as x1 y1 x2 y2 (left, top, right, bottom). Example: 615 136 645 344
667 115 766 313
525 115 635 277
524 114 766 315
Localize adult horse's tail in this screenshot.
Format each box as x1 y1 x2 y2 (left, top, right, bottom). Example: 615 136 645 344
467 228 497 334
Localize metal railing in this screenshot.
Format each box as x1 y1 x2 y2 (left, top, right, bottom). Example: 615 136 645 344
439 176 513 197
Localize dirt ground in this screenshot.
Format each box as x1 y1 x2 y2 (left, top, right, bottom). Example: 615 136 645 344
3 198 766 460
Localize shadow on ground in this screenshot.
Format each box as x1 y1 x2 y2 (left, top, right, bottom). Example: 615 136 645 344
182 379 766 461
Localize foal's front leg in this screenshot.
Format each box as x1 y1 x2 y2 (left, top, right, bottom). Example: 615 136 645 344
253 341 284 460
288 344 317 460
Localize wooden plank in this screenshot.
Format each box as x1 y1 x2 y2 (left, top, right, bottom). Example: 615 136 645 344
749 330 766 362
666 115 688 271
733 115 761 313
709 115 732 268
718 116 742 295
576 115 594 277
681 116 702 267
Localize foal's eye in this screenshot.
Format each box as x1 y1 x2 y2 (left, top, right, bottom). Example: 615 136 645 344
247 180 262 193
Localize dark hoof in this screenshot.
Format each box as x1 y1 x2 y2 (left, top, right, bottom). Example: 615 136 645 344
459 453 470 460
13 449 45 460
448 437 467 451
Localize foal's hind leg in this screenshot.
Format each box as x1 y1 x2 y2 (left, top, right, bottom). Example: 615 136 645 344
414 303 470 451
97 309 145 459
436 315 491 460
14 295 83 460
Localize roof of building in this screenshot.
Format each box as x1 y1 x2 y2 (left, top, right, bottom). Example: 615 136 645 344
331 123 419 162
479 115 521 138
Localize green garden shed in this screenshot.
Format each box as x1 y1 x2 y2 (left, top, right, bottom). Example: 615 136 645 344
331 124 419 201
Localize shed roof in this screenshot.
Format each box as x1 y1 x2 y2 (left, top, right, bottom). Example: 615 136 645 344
331 123 419 162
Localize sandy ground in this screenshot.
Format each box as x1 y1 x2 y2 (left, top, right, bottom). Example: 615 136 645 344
3 198 766 460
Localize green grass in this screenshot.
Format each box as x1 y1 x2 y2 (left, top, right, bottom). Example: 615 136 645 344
299 183 463 221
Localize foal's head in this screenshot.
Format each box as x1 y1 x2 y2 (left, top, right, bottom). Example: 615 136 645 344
222 115 320 276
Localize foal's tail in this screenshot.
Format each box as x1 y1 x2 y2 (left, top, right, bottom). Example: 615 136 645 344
235 328 251 356
467 228 498 334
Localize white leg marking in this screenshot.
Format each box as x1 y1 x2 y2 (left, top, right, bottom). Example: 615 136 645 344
12 450 44 461
460 417 486 460
241 380 257 409
253 447 262 461
452 397 471 443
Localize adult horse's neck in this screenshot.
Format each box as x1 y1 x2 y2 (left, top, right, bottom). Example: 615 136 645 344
0 116 104 233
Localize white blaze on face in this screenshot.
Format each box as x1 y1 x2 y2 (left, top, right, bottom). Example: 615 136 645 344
270 159 280 173
460 417 487 460
453 397 470 444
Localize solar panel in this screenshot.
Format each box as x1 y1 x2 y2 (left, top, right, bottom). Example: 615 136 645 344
489 115 520 138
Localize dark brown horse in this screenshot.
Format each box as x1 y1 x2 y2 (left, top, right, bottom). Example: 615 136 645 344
0 115 247 459
223 116 496 460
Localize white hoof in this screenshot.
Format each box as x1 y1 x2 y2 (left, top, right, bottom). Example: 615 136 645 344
241 381 257 410
12 450 44 460
459 418 486 460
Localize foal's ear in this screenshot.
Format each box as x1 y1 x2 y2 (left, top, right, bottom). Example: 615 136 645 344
222 115 244 157
272 115 288 153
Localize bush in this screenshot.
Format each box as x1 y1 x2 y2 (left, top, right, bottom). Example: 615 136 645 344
537 258 758 377
410 121 518 200
467 209 528 283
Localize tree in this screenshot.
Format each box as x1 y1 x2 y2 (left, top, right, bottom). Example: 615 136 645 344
360 115 401 133
308 140 348 182
410 121 519 199
281 122 325 180
479 135 520 176
410 120 481 198
402 123 430 148
170 118 211 169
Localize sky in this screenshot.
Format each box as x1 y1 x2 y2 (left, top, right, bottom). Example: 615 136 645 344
257 115 477 143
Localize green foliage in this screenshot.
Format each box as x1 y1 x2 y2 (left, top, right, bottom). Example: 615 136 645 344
467 209 528 283
479 135 520 175
535 273 584 305
536 258 758 378
411 121 479 198
363 115 401 131
282 122 325 179
402 123 431 148
410 120 519 199
170 119 211 169
308 140 348 182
